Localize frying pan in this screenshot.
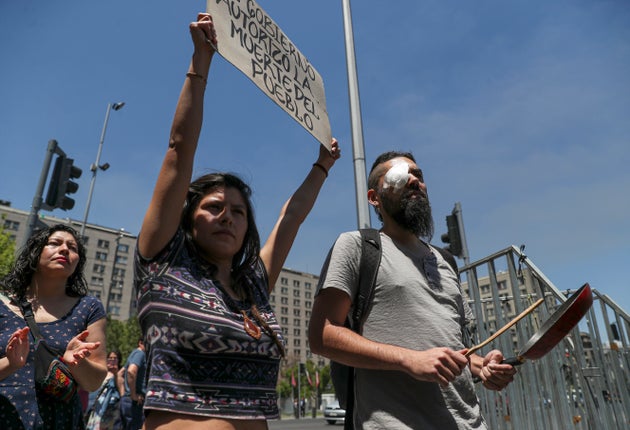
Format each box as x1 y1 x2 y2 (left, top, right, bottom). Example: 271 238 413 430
465 298 545 357
503 283 593 366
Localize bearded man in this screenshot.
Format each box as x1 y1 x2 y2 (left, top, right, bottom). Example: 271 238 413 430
308 151 516 430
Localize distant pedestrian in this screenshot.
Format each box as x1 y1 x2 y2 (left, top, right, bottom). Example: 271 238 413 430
118 339 145 430
85 350 123 429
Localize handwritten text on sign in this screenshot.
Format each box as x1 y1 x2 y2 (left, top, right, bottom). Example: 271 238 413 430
206 0 331 148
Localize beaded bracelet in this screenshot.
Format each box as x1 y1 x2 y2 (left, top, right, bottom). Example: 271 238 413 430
186 72 207 84
312 162 328 178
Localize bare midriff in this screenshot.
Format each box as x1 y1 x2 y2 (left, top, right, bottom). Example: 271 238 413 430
144 410 270 430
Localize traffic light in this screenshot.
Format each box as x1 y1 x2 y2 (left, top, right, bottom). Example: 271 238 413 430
45 154 82 210
441 212 463 258
611 323 620 341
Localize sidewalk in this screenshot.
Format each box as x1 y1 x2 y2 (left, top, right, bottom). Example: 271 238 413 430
277 411 323 420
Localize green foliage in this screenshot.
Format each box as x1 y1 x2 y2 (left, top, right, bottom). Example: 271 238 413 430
0 219 16 279
105 315 142 362
277 372 293 399
277 361 331 400
318 364 332 392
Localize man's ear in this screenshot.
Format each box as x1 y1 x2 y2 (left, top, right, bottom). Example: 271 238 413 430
367 189 379 208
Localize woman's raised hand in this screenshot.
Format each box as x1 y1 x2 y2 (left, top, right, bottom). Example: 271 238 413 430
190 12 217 54
6 327 30 371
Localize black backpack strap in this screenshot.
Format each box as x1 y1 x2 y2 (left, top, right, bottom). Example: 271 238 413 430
18 300 44 340
352 228 382 331
433 245 459 275
345 228 382 430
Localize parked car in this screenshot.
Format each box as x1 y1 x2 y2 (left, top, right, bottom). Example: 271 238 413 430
324 400 346 425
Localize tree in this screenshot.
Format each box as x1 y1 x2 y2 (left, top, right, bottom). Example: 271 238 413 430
105 315 142 361
276 361 332 402
277 370 293 399
317 364 332 392
0 217 16 279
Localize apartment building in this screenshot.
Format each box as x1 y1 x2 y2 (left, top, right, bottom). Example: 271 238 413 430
268 267 327 365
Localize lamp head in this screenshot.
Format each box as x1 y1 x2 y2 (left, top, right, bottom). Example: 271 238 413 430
112 102 125 111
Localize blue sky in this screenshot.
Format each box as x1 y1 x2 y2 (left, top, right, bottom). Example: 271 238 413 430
1 1 629 312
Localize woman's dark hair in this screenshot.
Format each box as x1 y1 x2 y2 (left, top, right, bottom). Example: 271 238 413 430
0 224 88 300
108 350 123 368
181 173 261 286
182 174 284 355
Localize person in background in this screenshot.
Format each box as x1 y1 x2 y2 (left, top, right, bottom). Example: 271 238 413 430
85 351 122 413
309 152 516 429
134 12 340 430
85 350 123 429
118 339 145 430
0 224 107 429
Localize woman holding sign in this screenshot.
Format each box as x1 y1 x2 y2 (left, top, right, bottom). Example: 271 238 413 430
135 13 340 430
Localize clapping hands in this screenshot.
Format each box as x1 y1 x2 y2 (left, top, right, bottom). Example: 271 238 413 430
62 330 101 366
6 327 30 371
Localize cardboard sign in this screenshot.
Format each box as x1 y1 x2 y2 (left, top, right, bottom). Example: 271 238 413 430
206 0 332 149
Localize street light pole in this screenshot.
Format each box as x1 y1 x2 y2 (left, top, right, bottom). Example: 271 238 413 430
342 0 371 229
80 102 125 237
106 228 125 314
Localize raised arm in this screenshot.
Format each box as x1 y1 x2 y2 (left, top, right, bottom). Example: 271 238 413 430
259 139 340 288
138 13 217 259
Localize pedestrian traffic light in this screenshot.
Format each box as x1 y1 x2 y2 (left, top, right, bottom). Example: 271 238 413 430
441 212 463 258
45 154 82 210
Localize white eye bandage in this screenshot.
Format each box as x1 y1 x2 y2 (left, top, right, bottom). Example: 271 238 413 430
383 161 410 190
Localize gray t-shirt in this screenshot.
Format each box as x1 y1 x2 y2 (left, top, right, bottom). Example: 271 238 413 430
317 231 485 430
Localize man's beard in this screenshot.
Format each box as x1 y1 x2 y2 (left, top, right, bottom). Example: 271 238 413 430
380 189 434 240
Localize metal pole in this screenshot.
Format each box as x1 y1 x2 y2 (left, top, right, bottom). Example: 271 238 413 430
342 0 371 229
21 140 61 248
297 363 302 418
105 229 123 313
80 102 123 237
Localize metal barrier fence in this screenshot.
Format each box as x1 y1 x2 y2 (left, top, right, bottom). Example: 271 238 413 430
460 245 630 430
